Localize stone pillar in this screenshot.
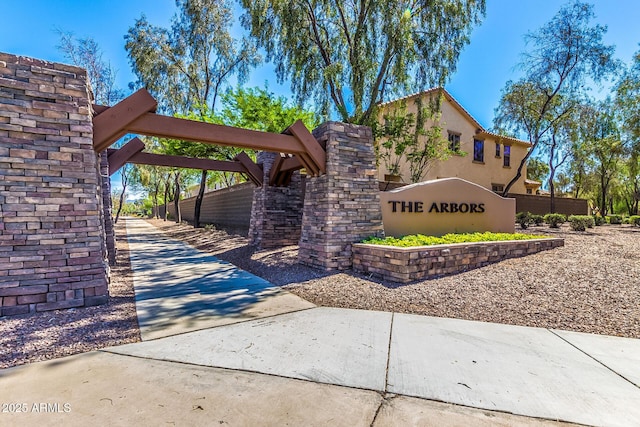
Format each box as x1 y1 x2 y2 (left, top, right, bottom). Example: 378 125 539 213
99 151 116 265
0 52 109 317
299 122 383 270
248 151 305 248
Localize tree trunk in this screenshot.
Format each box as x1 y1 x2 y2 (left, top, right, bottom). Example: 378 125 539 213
114 183 127 224
173 171 181 223
194 170 208 228
600 172 607 216
163 174 172 221
549 179 556 214
152 181 160 219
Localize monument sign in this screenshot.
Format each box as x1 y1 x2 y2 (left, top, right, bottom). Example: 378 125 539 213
380 178 515 237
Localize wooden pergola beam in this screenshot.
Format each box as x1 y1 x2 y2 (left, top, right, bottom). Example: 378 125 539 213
235 152 263 186
127 113 303 154
106 149 246 174
269 154 286 186
93 89 157 152
107 137 145 176
93 91 327 180
287 120 326 174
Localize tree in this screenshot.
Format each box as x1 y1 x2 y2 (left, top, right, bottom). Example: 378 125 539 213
616 49 640 143
126 0 261 227
57 30 125 105
126 0 260 114
578 100 625 216
616 49 640 214
240 0 486 125
526 157 549 183
375 95 450 184
494 1 617 198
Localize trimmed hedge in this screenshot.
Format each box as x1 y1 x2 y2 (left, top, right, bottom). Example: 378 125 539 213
630 215 640 227
531 214 545 226
544 213 566 228
363 232 549 247
516 212 531 229
568 215 595 231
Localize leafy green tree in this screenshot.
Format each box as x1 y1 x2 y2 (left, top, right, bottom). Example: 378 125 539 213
616 49 640 144
565 137 595 199
526 157 549 183
240 0 486 125
616 49 640 214
162 87 319 227
125 0 260 114
219 86 320 132
494 1 617 198
577 100 625 216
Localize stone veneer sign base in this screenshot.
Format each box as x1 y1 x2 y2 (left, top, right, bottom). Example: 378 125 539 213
352 238 564 283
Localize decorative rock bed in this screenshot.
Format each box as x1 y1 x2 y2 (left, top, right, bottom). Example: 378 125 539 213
352 238 564 283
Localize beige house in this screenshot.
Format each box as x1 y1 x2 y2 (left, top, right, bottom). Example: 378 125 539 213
376 88 540 195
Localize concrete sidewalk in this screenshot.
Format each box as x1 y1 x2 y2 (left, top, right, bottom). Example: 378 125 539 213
1 217 639 426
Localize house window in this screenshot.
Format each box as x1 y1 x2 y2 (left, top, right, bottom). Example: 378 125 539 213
473 139 484 162
448 131 460 152
527 188 533 194
495 143 501 157
492 183 504 193
503 145 511 167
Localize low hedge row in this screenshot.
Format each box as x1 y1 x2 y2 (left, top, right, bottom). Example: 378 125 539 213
362 232 548 247
516 212 640 230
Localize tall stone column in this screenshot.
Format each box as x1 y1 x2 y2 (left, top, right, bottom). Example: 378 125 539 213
299 122 383 270
248 151 305 248
0 52 109 317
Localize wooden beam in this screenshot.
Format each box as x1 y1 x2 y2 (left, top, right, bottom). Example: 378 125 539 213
280 156 304 173
269 154 286 186
127 113 303 154
235 152 263 186
93 89 158 152
106 150 246 173
107 137 145 176
92 104 109 115
286 120 326 174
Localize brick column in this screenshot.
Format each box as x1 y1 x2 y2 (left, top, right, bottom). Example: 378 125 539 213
299 122 383 270
0 52 109 317
248 151 305 248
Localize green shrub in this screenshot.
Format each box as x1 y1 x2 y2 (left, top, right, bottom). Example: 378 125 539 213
362 232 549 247
568 215 594 231
530 214 544 226
544 213 566 228
630 215 640 227
593 215 605 226
608 214 623 225
516 212 531 229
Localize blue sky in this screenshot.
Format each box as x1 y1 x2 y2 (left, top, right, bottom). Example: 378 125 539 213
2 0 638 129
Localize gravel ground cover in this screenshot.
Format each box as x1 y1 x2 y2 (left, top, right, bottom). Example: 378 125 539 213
0 221 140 369
148 218 640 339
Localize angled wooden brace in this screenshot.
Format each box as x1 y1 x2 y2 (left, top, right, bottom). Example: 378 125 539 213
106 137 145 176
93 89 158 152
268 154 286 186
235 152 263 186
286 120 326 176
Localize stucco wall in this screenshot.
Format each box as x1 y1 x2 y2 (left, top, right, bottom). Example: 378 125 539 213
377 90 530 194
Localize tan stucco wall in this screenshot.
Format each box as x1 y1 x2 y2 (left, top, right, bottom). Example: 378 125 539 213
377 91 530 195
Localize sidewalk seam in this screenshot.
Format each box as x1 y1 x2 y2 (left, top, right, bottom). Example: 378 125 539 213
548 329 640 389
384 312 394 391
